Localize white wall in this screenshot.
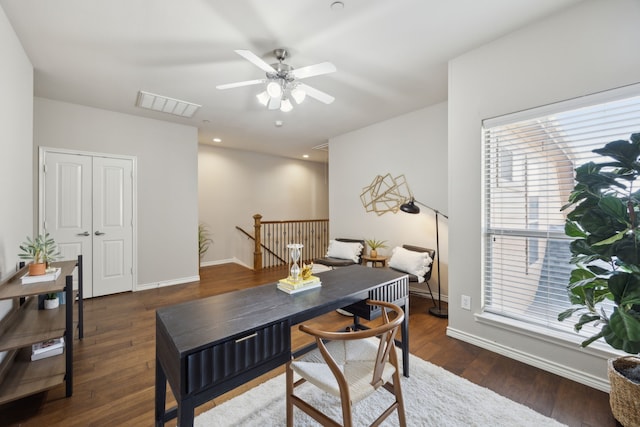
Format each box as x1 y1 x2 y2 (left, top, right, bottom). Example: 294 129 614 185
34 98 199 289
329 102 448 297
0 5 33 276
448 0 640 391
198 145 329 267
0 4 33 362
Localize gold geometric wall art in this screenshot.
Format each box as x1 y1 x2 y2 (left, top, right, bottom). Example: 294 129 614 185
360 173 413 215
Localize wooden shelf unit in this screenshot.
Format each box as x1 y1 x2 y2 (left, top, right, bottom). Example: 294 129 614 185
0 256 83 404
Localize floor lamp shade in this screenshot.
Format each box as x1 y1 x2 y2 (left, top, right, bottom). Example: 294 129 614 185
399 198 448 318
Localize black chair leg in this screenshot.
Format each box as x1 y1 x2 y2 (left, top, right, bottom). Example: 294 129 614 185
424 280 437 308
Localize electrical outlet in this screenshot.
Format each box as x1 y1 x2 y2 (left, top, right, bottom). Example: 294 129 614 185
461 295 471 310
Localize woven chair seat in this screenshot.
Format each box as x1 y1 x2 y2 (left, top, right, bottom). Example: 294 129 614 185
291 339 396 403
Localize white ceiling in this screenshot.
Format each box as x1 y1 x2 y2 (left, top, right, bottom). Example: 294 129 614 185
2 0 582 162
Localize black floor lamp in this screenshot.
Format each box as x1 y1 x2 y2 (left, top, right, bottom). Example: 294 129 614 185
400 197 448 318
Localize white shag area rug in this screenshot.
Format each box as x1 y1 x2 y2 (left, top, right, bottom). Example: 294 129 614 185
195 350 566 427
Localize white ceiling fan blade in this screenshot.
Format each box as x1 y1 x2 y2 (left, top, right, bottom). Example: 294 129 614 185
267 96 281 110
235 49 276 73
297 83 335 104
216 79 265 90
290 62 336 80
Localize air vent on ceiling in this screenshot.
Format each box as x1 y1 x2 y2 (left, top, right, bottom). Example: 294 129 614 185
313 143 329 151
135 91 201 118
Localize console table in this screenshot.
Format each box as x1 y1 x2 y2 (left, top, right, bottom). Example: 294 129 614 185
155 265 409 427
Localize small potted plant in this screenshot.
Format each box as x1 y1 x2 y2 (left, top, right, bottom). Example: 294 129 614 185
560 133 640 426
44 292 59 310
365 238 387 258
18 233 60 276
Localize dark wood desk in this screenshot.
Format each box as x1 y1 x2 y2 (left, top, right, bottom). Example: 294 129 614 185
154 265 409 427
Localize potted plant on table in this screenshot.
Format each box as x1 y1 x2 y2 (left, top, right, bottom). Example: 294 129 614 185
18 233 60 276
559 133 640 426
365 238 387 258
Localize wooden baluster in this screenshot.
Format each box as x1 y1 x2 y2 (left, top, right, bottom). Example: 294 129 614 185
253 214 262 270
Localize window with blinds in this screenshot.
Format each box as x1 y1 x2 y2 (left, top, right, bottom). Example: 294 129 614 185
482 86 640 336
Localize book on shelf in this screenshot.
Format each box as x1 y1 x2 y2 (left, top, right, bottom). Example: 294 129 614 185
21 267 61 284
31 346 63 361
32 337 64 356
277 281 322 294
278 275 320 289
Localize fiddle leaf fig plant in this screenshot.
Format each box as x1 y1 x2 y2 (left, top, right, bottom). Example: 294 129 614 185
559 133 640 354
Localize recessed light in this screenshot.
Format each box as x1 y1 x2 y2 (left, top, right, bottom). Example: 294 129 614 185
213 138 222 143
330 1 344 11
275 120 284 127
303 154 309 158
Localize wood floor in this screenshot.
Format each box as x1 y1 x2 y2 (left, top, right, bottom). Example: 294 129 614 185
0 263 617 427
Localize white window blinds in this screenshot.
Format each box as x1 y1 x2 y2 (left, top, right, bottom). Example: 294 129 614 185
482 86 640 334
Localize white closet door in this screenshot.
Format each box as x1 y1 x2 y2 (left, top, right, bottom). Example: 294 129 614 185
43 151 134 298
43 152 94 296
92 156 133 296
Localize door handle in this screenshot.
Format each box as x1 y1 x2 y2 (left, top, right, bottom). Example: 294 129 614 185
95 231 106 236
77 231 90 236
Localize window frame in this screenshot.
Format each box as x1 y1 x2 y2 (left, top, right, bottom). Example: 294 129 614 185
480 83 640 345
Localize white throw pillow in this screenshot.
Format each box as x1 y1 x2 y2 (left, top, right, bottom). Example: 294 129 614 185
388 246 433 283
326 240 363 263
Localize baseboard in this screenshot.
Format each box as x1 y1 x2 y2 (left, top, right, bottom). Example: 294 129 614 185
200 257 252 269
446 327 610 392
137 259 263 291
200 258 234 267
135 275 200 291
409 284 448 303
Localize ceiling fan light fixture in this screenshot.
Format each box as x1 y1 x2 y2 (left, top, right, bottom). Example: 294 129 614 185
291 86 306 104
280 98 293 112
266 81 283 98
218 48 336 112
256 91 270 106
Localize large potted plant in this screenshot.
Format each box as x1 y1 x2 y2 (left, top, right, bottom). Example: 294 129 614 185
559 133 640 426
18 233 59 276
198 224 212 269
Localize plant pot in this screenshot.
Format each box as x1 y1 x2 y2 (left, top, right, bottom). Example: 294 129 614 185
28 263 46 276
44 297 59 310
608 356 640 427
370 249 378 258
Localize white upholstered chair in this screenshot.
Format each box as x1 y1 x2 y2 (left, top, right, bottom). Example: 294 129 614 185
286 300 406 427
314 238 365 268
389 244 437 306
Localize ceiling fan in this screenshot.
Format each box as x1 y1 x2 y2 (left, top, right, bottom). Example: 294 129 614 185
216 48 336 112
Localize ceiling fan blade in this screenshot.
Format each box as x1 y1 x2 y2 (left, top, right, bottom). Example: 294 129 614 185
297 83 335 104
289 62 336 80
235 50 277 73
216 79 265 90
267 96 281 110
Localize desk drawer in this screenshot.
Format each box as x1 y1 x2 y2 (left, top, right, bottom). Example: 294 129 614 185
185 320 290 394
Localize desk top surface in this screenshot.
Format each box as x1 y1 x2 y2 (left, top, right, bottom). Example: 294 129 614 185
156 265 407 356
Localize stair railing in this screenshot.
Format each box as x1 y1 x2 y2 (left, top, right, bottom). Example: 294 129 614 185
240 214 329 270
